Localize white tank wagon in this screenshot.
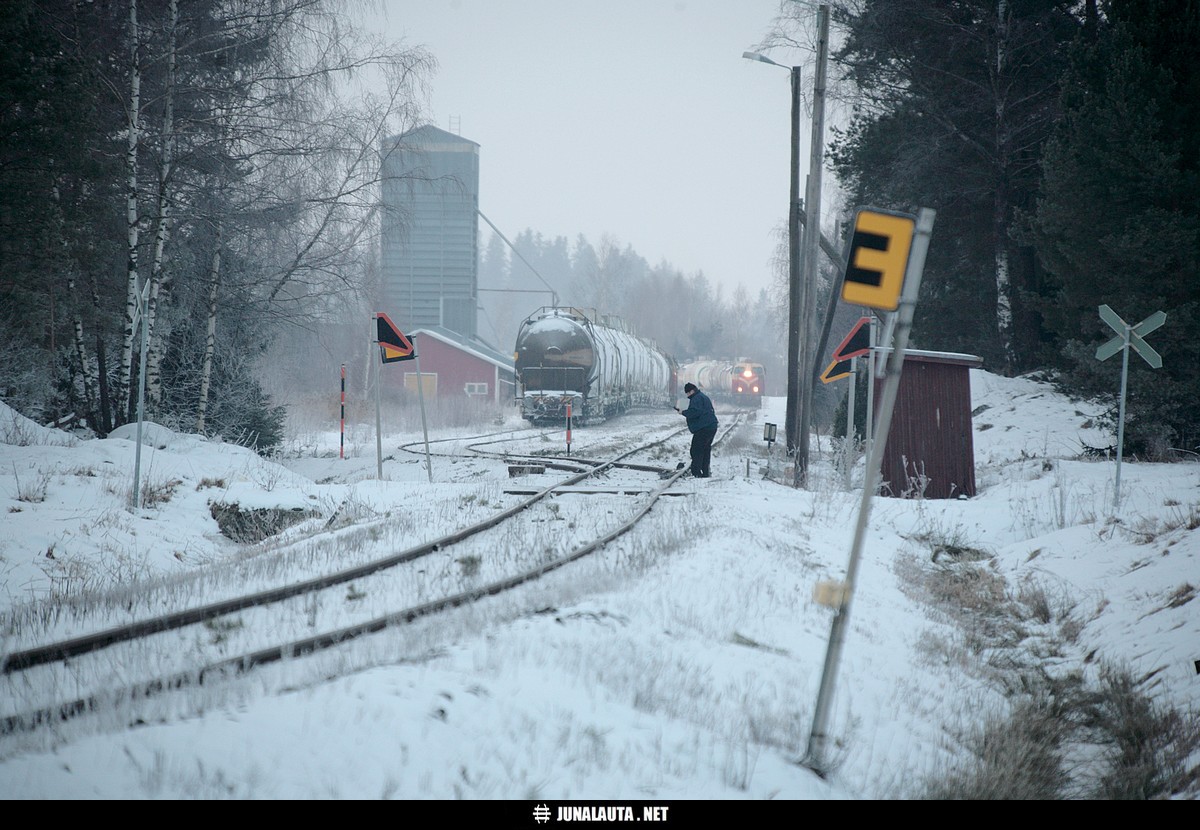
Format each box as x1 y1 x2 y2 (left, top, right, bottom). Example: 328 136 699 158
514 307 676 423
677 358 766 407
676 359 729 394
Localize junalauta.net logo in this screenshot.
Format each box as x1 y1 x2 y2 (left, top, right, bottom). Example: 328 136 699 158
530 804 671 823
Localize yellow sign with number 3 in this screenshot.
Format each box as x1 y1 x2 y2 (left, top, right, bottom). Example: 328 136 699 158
841 209 916 310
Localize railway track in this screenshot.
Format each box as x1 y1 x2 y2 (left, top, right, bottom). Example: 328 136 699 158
1 415 744 736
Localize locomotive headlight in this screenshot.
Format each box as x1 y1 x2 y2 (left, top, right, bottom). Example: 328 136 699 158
742 369 753 378
752 385 759 393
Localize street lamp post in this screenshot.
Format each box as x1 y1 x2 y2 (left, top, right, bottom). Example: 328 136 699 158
795 4 830 488
744 3 830 488
743 51 803 463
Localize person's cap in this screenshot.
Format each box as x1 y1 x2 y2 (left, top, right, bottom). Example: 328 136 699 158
683 383 697 393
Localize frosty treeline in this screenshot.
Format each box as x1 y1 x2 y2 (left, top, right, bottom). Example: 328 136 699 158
0 0 432 452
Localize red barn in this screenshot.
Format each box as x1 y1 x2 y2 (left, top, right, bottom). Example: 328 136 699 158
396 326 516 403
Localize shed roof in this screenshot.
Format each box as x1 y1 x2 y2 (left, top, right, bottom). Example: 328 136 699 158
410 326 515 374
875 347 984 368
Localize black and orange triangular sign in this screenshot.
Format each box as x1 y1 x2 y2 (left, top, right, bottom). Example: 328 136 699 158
376 312 415 363
832 316 872 362
820 357 854 384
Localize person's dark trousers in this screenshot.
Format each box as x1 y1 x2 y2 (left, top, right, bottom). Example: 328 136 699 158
690 425 717 478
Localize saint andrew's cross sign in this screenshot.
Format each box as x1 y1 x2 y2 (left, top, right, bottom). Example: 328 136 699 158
1095 305 1165 368
1094 303 1167 514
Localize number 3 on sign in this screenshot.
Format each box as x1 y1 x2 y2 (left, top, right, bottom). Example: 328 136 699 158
841 209 916 311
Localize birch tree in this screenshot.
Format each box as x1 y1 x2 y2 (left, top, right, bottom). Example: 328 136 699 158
116 0 143 424
177 3 431 438
143 0 178 410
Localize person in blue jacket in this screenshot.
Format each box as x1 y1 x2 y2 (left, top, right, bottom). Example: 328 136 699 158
674 382 719 478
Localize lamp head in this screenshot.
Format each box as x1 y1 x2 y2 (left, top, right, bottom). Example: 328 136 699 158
742 51 779 66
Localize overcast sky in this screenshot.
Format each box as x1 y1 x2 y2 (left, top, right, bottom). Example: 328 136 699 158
367 0 826 300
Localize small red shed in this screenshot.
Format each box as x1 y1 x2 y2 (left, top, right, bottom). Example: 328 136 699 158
874 348 983 499
398 326 516 403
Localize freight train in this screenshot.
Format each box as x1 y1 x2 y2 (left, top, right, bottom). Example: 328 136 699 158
513 307 676 424
676 359 766 408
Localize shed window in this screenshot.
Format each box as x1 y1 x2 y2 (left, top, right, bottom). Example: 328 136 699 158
465 382 488 396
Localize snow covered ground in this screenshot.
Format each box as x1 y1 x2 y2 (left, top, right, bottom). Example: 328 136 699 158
0 368 1196 800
